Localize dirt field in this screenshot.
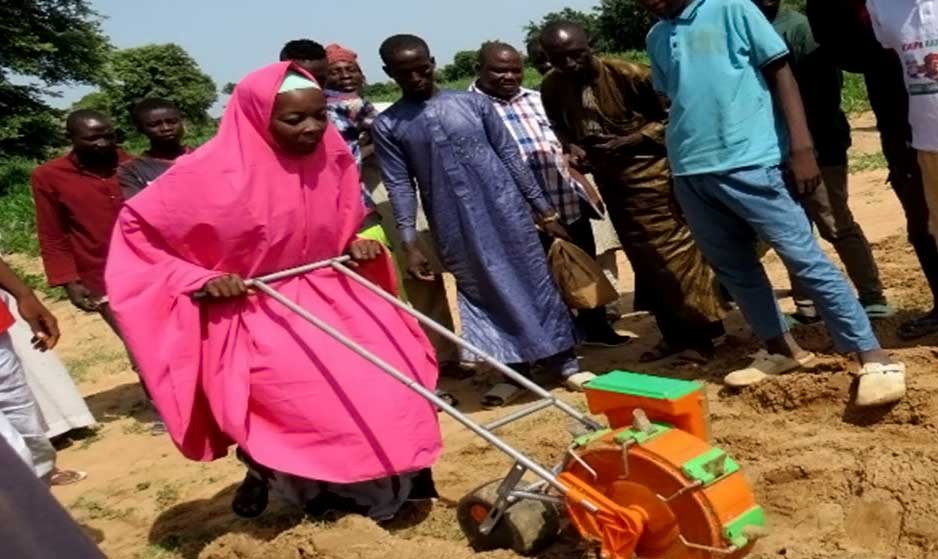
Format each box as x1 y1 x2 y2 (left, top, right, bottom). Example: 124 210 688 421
39 113 938 559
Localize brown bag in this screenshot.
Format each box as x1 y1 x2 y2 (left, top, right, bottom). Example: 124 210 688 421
547 239 619 310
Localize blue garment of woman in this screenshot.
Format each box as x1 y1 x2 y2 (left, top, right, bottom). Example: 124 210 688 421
372 90 576 366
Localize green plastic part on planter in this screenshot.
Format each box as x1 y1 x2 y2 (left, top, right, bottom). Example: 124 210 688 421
681 447 740 486
724 506 766 548
574 428 612 448
613 422 672 446
584 370 701 400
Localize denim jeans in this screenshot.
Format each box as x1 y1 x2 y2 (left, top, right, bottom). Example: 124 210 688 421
673 166 879 353
790 165 886 307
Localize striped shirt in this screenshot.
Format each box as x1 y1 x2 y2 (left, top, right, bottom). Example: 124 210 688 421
469 83 584 224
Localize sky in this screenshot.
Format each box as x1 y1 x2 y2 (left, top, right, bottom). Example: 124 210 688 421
51 0 600 111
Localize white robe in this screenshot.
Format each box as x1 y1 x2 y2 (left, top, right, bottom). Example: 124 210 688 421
0 290 95 438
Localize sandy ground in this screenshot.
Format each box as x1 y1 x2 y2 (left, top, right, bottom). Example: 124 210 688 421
36 113 938 559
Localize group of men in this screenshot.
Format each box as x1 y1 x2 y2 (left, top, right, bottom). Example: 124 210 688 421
6 0 937 479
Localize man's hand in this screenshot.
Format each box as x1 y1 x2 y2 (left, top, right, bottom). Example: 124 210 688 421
202 274 250 299
539 213 572 240
568 144 591 171
788 148 823 197
589 133 643 154
65 282 100 312
17 293 60 351
404 244 435 282
347 238 384 262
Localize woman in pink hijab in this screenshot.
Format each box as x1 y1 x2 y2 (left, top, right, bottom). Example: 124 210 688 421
104 62 442 520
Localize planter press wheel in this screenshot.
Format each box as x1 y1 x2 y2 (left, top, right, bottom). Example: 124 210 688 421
456 479 562 556
563 427 764 559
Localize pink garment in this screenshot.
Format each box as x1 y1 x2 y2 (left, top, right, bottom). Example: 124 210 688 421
104 62 441 483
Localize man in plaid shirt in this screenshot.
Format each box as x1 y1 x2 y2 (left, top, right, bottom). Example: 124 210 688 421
471 41 629 347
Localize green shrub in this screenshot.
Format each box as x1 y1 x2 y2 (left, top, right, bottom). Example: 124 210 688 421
842 73 871 115
0 158 39 256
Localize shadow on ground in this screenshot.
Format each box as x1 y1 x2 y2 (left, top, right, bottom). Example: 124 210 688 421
149 483 304 559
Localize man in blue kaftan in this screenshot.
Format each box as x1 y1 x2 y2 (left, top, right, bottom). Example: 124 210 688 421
372 35 595 402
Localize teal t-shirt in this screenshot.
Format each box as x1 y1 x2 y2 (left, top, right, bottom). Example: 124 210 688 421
647 0 790 176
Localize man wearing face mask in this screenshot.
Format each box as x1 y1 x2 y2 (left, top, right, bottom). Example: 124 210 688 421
31 110 131 340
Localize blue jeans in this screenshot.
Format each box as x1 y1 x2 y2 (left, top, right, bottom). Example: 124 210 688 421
673 166 879 353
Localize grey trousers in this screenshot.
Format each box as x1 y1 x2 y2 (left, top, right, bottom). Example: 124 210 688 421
791 165 886 308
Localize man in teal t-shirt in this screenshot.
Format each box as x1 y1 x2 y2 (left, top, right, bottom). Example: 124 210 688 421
640 0 905 408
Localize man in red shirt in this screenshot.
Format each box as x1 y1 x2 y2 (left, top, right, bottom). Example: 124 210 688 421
31 110 131 343
0 256 84 484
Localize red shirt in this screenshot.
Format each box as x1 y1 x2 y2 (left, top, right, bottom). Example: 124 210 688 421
0 301 12 335
31 150 131 296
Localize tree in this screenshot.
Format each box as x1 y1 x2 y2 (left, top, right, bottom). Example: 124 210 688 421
98 44 217 129
441 50 479 82
596 0 658 52
0 0 110 158
524 8 607 51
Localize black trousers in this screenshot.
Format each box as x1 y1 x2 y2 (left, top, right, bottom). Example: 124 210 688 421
865 50 938 308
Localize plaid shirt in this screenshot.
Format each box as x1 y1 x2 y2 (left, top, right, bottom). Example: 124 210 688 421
325 89 380 211
470 83 584 225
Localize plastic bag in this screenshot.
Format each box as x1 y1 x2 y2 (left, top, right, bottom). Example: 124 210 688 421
547 239 619 309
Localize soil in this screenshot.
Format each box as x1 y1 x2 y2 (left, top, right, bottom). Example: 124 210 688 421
44 115 938 559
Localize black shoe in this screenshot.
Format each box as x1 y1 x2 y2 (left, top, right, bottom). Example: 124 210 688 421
231 473 269 518
898 313 938 340
580 330 632 348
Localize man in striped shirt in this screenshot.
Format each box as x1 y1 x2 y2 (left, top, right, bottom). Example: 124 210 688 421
470 41 629 347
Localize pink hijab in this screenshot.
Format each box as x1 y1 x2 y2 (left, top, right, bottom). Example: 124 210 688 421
105 62 441 482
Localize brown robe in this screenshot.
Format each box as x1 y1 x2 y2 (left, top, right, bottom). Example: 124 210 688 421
542 57 726 349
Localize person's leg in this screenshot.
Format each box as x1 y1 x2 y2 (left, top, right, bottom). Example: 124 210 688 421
539 348 595 391
792 164 890 321
98 303 165 433
713 166 883 360
866 55 938 333
403 277 460 365
916 149 938 260
806 165 888 307
97 302 141 373
686 168 903 402
0 334 55 479
232 448 271 518
672 172 802 357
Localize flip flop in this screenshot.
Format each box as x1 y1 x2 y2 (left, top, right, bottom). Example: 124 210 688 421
49 469 87 486
898 315 938 340
564 372 597 392
855 362 906 407
149 421 167 436
864 303 897 319
481 382 524 408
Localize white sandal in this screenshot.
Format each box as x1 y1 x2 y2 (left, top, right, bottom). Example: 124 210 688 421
855 362 907 407
724 350 816 388
564 371 597 392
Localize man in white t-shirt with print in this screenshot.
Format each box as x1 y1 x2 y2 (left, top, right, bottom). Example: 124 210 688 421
868 0 938 238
